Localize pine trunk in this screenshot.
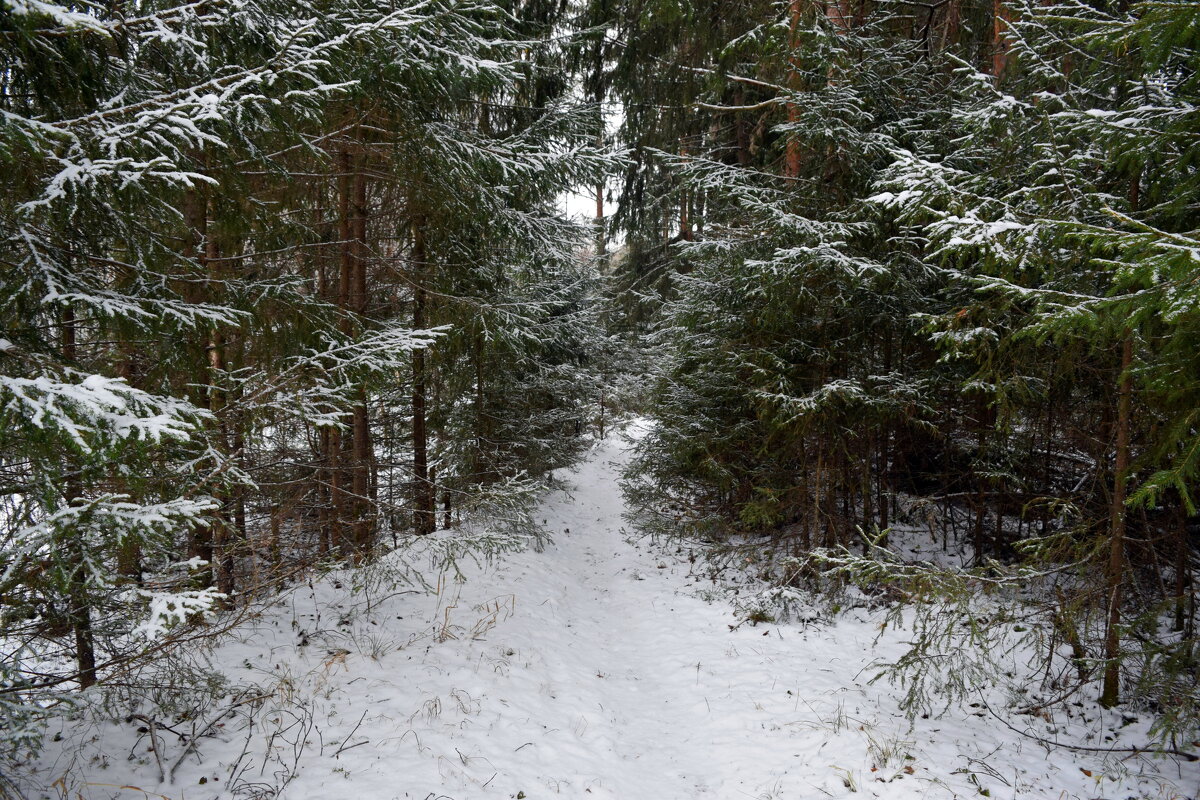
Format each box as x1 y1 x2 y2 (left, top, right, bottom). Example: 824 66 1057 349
207 229 234 597
411 216 436 535
183 187 214 581
1175 498 1190 634
1100 333 1133 708
349 164 374 552
992 0 1012 80
784 0 803 179
63 304 97 689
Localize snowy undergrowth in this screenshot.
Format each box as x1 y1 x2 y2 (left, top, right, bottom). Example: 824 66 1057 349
667 510 1200 799
11 430 1199 800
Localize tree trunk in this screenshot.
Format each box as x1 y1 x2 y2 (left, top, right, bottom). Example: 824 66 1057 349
115 339 143 583
337 149 353 324
992 0 1012 80
973 395 989 565
473 329 491 484
62 303 98 689
734 88 752 167
183 187 214 581
411 216 436 535
207 229 235 597
1175 497 1191 634
350 164 374 552
861 435 873 553
784 0 803 179
230 333 247 584
332 149 377 555
596 130 607 258
1100 333 1133 708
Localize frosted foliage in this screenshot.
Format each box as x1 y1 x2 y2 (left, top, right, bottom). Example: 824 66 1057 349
0 373 201 451
132 587 225 640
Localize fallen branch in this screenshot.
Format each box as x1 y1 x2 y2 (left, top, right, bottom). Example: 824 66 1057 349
334 710 369 758
981 694 1198 762
168 692 271 784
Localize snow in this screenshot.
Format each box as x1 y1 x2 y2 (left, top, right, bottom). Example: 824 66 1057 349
0 373 200 450
133 587 227 641
25 430 1200 799
3 0 108 32
866 189 922 208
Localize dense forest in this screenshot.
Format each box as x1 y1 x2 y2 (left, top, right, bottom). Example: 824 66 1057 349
606 0 1200 733
1 0 1198 795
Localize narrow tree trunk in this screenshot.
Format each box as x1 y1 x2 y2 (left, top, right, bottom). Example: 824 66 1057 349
314 186 329 300
322 426 342 555
411 216 435 535
230 330 247 580
879 336 892 532
1100 333 1133 708
940 0 960 51
679 144 693 241
352 396 373 550
734 88 752 167
62 304 97 689
473 330 490 484
208 327 233 596
337 150 353 324
595 131 607 258
599 384 607 440
1175 498 1190 634
350 165 374 553
334 148 354 554
973 396 989 565
799 439 811 550
994 498 1004 556
332 149 378 554
183 188 214 581
115 339 143 583
784 0 803 179
992 0 1012 80
861 436 873 554
206 227 234 597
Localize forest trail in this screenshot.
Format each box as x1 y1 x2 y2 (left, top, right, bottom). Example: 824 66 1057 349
39 429 1196 800
474 429 824 799
370 428 871 799
250 429 905 800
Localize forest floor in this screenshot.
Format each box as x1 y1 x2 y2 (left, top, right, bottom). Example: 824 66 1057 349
25 427 1200 800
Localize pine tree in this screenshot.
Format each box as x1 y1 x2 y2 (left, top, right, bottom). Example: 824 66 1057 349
0 0 612 755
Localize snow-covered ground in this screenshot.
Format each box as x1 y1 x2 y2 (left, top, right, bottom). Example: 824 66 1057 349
24 430 1199 799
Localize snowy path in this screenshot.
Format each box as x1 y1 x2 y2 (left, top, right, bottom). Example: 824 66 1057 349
464 441 830 799
385 439 845 799
40 432 1199 800
361 435 901 800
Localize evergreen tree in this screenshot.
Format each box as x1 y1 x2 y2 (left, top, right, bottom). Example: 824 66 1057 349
0 0 611 755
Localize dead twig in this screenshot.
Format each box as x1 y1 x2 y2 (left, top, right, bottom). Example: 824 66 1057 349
334 710 369 758
981 694 1198 762
168 692 271 784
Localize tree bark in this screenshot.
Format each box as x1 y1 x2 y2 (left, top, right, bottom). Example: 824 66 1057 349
411 216 436 535
1100 333 1133 708
1174 497 1191 634
992 0 1013 80
784 0 803 179
62 303 97 689
207 229 234 597
349 163 374 552
183 187 214 581
473 329 490 483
